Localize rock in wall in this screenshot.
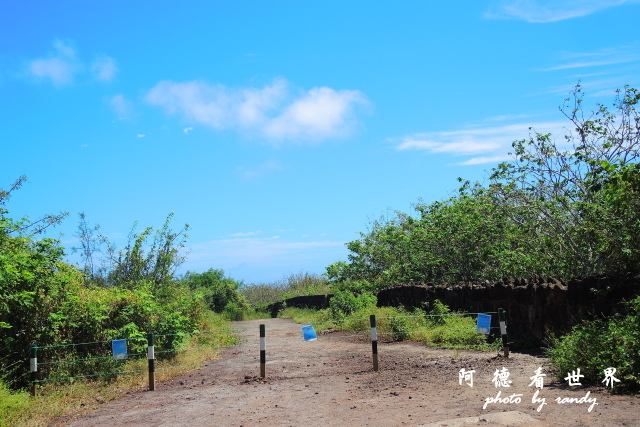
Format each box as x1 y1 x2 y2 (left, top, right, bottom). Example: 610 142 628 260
376 273 640 343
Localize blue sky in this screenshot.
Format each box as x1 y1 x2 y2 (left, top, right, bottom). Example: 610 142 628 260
2 1 639 284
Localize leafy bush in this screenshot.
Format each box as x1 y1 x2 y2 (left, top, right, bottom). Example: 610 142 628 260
546 296 640 392
182 268 249 314
329 290 377 319
389 316 412 341
422 299 451 326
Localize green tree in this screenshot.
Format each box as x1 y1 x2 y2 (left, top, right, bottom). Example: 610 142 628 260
75 213 190 288
182 269 248 313
0 177 76 387
331 84 640 285
488 84 640 277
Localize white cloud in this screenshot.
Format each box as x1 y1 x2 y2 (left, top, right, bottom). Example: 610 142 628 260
145 78 368 142
27 40 118 86
28 40 82 86
457 155 513 166
183 127 194 135
263 86 367 140
396 120 570 165
91 56 118 82
110 94 133 119
485 0 640 23
137 134 146 138
230 231 261 237
188 236 344 270
236 160 282 180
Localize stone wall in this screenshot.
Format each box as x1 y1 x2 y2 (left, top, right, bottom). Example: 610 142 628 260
267 294 332 317
376 273 640 343
269 273 640 344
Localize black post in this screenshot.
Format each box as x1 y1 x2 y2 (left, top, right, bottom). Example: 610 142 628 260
370 315 379 371
259 324 266 378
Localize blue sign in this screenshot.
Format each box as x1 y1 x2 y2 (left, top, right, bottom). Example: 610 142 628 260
112 339 128 360
476 314 491 335
301 325 317 341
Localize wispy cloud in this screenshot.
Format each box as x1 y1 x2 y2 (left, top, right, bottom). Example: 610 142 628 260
110 94 134 119
188 236 344 270
91 56 118 82
542 44 640 72
230 231 262 237
145 78 369 143
485 0 640 23
236 160 282 180
28 40 82 86
395 120 569 165
27 39 118 86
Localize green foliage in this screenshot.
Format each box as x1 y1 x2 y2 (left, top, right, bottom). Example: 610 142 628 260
278 301 495 351
74 212 190 288
546 296 640 392
240 272 330 309
389 316 411 341
0 180 214 389
329 290 377 319
182 268 248 314
330 279 381 294
330 85 640 286
0 200 83 387
0 381 31 427
423 299 451 326
109 213 190 288
277 307 328 325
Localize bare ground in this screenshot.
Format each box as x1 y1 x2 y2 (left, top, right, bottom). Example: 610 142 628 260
55 318 639 426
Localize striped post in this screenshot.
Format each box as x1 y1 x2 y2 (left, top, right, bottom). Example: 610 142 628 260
30 346 37 397
498 308 509 358
147 333 156 391
370 315 379 372
259 324 266 378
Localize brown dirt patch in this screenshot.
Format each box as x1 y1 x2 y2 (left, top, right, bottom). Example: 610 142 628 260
54 318 639 426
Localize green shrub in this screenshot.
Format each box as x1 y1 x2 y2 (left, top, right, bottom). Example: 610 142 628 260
422 299 451 325
546 296 640 392
417 315 489 348
389 316 412 341
329 290 377 319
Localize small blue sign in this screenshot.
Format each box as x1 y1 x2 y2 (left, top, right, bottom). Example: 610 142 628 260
301 325 317 341
112 339 128 360
476 314 491 335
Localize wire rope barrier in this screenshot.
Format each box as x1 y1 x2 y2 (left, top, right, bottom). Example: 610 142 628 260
28 309 509 396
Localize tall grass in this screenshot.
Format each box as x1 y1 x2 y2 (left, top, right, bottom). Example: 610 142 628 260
240 272 331 309
278 305 499 350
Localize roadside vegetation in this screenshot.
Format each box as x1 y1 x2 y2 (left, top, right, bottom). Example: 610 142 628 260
328 85 640 285
279 296 498 351
1 84 639 426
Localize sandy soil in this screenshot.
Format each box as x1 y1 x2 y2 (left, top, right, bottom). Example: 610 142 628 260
55 318 639 426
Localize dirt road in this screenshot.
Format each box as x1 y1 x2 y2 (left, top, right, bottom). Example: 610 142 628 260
57 318 638 426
